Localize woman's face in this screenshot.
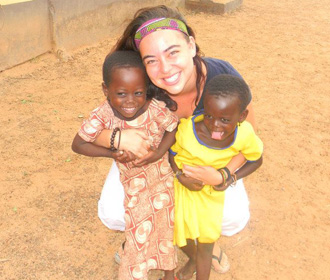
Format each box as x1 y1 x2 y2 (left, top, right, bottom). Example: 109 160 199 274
139 29 197 96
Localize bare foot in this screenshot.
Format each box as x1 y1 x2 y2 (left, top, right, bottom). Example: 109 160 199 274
176 259 196 280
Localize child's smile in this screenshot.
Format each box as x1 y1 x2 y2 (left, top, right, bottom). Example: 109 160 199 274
103 67 149 121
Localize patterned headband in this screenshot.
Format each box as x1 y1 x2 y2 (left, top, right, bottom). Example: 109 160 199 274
134 18 189 49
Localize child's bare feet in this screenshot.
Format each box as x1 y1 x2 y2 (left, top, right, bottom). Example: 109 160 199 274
176 259 196 280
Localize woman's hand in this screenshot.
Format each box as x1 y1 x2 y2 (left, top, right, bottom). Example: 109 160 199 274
178 174 204 191
95 129 150 158
212 176 234 192
119 129 151 158
133 147 160 167
182 165 223 186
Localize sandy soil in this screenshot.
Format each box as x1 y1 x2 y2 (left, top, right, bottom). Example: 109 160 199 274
1 0 329 279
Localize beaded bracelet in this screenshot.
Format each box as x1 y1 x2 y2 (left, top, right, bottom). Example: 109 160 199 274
110 127 120 151
222 167 231 181
219 169 227 187
214 169 225 189
117 129 122 150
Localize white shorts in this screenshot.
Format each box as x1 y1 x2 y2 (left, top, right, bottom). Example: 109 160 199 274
98 162 250 236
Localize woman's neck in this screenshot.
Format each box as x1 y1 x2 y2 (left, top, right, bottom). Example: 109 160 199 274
171 62 207 119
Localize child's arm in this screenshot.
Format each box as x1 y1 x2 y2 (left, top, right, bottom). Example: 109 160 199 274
133 128 177 167
72 133 135 162
213 155 263 191
169 153 204 191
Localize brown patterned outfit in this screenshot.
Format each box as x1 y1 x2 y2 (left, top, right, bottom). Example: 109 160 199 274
79 99 178 279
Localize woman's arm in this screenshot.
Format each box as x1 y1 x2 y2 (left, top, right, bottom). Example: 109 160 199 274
94 128 151 158
182 153 246 185
133 128 177 167
183 155 262 190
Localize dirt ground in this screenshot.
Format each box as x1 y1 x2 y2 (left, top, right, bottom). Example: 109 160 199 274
1 0 329 279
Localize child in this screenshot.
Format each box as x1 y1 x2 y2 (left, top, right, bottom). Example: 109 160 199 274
72 51 178 280
169 74 263 280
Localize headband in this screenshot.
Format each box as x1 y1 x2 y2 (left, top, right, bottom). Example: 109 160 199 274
134 17 189 49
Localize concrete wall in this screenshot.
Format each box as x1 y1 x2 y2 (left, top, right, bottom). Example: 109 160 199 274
0 0 184 71
0 0 51 71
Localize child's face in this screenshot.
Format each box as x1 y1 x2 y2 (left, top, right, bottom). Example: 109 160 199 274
203 94 248 141
103 67 148 120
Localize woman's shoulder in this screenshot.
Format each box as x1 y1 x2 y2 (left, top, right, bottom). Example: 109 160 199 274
203 57 242 79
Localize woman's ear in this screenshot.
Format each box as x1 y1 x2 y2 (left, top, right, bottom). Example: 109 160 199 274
239 109 249 123
188 36 197 57
102 82 109 97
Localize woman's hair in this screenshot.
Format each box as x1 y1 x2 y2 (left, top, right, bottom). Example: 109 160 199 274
102 50 153 100
112 5 205 111
205 74 252 112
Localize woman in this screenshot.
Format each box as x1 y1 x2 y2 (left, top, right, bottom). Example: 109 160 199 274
94 5 255 279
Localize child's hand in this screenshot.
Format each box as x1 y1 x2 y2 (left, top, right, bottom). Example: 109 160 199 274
212 176 234 191
113 150 136 163
132 147 162 167
178 174 204 191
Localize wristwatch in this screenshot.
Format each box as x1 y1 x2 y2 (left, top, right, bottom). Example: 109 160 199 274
175 170 183 178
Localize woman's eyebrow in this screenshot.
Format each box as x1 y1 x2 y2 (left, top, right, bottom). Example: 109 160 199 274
142 55 154 62
164 44 180 53
142 45 181 62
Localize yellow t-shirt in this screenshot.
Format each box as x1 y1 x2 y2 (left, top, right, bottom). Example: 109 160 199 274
171 114 263 246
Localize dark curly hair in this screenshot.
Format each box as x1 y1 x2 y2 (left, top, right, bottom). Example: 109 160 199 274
103 50 153 100
205 74 252 112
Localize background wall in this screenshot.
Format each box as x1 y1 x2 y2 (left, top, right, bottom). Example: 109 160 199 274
0 0 184 71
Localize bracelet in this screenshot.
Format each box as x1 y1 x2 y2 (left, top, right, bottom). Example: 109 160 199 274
175 170 183 178
219 169 227 186
116 129 121 150
110 127 120 151
222 167 231 180
214 169 225 189
231 173 237 187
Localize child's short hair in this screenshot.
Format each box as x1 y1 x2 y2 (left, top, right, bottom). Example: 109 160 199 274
205 74 252 112
102 50 149 87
